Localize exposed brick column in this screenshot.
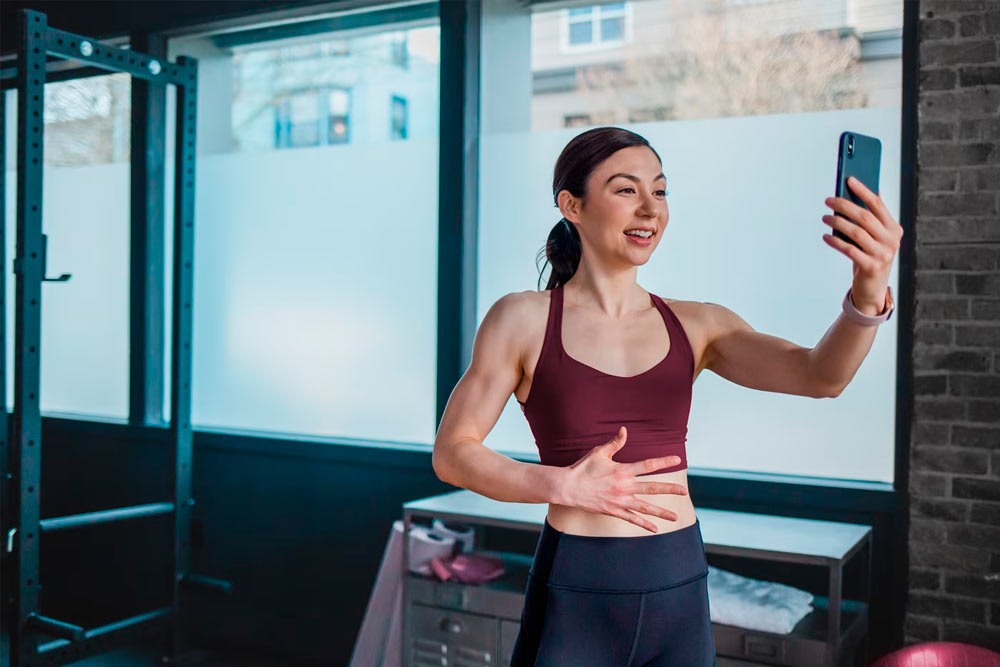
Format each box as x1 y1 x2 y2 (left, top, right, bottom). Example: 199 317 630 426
908 0 1000 649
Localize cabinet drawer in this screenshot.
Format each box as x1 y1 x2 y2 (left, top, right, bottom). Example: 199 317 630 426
499 620 520 667
410 603 497 667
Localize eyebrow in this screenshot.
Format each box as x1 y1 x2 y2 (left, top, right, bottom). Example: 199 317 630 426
606 172 666 186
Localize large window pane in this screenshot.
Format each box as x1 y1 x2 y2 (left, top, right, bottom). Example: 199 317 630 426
3 72 132 419
480 0 904 483
166 14 440 442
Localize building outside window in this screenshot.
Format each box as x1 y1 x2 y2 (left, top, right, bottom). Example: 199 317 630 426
564 2 629 51
391 94 408 139
273 86 351 148
328 88 350 144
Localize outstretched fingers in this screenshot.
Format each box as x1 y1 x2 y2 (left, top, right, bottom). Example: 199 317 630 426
629 499 679 523
611 507 659 534
630 454 681 476
637 481 689 496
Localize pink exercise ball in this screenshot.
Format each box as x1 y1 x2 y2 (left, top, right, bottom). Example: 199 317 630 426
870 642 1000 667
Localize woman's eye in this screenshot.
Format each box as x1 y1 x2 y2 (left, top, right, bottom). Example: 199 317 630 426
617 186 668 196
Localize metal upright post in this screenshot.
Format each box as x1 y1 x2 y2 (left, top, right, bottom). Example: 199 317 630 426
167 53 198 664
0 11 230 665
0 61 11 667
11 9 49 663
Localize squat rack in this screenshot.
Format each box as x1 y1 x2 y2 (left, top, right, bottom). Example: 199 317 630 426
1 9 229 665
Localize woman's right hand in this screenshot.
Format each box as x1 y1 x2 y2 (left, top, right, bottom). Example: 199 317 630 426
558 426 688 533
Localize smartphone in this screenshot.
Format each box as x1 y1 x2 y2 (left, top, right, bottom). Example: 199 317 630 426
834 131 881 251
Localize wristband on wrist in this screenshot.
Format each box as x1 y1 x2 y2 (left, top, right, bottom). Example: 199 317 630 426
842 285 894 326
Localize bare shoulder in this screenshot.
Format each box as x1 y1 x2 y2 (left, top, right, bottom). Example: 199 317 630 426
658 298 720 379
661 297 712 337
479 289 546 355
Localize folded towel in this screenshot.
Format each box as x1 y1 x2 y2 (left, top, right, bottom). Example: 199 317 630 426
707 565 815 634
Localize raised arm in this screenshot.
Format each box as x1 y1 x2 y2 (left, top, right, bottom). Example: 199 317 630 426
432 292 568 504
702 302 839 399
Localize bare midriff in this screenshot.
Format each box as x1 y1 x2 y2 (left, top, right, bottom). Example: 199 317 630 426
545 467 697 537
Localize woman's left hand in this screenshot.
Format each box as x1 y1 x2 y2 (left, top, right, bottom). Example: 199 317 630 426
821 175 904 312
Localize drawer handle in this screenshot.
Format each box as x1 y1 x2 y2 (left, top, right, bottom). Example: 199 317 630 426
439 617 464 633
742 634 785 660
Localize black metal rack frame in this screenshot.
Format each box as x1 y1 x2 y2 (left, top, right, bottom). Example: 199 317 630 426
0 9 228 666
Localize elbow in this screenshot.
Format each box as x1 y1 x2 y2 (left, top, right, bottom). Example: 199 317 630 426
431 445 455 485
431 451 448 484
821 383 844 399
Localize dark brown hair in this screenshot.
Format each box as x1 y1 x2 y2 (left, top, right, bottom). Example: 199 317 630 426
536 126 662 290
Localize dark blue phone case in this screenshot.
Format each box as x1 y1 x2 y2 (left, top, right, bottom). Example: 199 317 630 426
834 131 881 251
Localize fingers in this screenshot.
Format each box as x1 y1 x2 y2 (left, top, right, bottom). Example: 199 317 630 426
822 230 880 273
822 214 881 258
846 176 895 231
825 194 893 245
605 426 627 451
612 507 660 534
630 499 679 523
637 482 689 496
629 454 681 475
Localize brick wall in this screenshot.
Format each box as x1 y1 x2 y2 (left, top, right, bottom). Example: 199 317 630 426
908 0 1000 650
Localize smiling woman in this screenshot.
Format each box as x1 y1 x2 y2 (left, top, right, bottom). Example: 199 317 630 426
538 127 669 291
433 126 717 665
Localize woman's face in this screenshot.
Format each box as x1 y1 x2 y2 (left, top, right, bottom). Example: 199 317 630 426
559 145 669 267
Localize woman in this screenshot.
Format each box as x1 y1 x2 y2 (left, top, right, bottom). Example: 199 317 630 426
432 127 900 666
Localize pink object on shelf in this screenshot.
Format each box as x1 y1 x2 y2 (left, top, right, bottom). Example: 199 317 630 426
429 552 506 584
868 641 1000 667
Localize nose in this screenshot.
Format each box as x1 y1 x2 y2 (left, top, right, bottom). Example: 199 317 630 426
638 193 658 216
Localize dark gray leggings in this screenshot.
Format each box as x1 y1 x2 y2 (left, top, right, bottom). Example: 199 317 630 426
510 517 716 667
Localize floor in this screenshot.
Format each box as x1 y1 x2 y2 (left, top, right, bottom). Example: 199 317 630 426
2 634 293 667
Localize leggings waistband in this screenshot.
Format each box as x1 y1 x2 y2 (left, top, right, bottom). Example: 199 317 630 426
529 517 708 594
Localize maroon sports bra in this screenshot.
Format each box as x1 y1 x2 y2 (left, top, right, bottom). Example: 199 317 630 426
517 283 694 476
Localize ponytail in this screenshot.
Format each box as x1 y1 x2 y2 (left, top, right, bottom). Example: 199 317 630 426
536 217 582 291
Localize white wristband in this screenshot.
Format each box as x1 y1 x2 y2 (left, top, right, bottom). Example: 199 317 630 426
842 286 894 326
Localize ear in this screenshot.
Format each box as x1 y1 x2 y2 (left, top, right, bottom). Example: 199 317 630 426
557 189 581 224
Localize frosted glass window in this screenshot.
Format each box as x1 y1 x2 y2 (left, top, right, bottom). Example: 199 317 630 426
480 0 904 483
3 73 132 419
166 20 440 442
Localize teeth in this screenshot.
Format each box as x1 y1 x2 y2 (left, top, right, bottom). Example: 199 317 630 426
625 230 653 238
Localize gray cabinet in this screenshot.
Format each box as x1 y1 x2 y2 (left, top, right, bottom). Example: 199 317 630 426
410 603 498 666
401 491 871 667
